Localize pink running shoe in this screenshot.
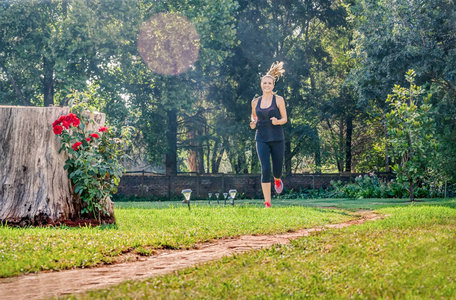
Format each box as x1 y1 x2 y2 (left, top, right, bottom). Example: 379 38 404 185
264 202 271 208
274 178 283 194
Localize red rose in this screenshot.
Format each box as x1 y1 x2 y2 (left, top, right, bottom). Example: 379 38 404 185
86 138 91 142
62 115 74 128
62 120 71 129
52 119 60 127
98 126 108 132
90 133 99 139
53 125 63 135
72 141 83 151
72 117 80 127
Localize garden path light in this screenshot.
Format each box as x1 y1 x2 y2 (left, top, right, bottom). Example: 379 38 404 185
182 189 192 210
229 189 237 206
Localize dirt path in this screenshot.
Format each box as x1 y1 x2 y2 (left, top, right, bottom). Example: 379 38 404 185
0 211 383 300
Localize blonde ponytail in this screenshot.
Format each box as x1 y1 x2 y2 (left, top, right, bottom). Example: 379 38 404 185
263 61 285 82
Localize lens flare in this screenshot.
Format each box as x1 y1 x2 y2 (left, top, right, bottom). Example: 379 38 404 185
137 13 200 75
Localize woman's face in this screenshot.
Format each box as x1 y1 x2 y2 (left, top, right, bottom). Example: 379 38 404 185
261 76 274 93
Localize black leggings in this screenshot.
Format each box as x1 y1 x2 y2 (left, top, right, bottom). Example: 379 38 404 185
256 140 285 183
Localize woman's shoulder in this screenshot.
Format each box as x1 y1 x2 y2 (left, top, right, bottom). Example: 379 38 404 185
275 95 285 103
251 97 261 105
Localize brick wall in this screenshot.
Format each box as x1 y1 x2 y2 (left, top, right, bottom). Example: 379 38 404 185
117 172 395 199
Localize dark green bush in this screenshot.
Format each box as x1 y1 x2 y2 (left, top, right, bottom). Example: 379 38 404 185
276 173 454 200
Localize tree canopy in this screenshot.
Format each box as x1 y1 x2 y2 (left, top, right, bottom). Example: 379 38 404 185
1 0 455 185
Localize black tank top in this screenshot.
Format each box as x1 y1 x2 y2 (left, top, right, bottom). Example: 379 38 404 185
255 95 285 142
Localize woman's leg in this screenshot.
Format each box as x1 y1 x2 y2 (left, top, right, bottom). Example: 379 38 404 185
261 182 271 205
270 140 285 193
271 140 285 180
256 141 272 205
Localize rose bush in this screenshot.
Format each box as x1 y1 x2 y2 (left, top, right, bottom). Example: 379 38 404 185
52 95 131 220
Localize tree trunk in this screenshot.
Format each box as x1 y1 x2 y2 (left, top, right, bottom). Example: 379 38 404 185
187 128 205 174
0 60 29 106
197 140 205 174
345 115 353 172
285 140 292 175
43 56 55 107
384 116 390 172
409 177 415 202
0 106 114 226
337 120 344 172
314 128 322 173
211 140 220 173
165 109 177 175
187 130 197 172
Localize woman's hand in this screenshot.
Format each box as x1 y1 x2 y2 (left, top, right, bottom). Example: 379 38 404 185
250 115 258 129
270 117 279 125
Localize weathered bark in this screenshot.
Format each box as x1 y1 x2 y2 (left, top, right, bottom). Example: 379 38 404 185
0 106 114 226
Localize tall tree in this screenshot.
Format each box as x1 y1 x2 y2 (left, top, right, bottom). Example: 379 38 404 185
126 0 238 175
385 71 438 201
0 0 140 106
348 0 456 178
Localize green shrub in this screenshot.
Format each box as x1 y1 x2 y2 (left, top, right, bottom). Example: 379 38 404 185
275 173 454 200
52 92 132 219
329 173 452 199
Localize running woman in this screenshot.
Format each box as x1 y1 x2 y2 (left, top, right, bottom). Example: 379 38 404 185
250 62 287 208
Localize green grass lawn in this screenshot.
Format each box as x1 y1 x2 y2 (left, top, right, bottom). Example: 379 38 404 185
68 203 456 299
0 205 353 278
115 197 456 211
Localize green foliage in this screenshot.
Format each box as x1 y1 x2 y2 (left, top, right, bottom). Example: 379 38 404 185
385 70 438 201
124 0 239 174
330 174 408 199
329 173 451 200
348 0 456 105
348 0 456 180
272 172 450 200
0 0 141 106
54 92 132 219
2 0 454 178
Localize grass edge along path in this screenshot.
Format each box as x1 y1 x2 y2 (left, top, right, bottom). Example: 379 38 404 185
0 211 381 300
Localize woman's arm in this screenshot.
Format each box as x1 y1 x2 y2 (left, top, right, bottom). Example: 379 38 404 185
250 98 258 129
271 96 287 125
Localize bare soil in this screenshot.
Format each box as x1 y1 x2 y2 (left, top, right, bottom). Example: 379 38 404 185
0 211 384 300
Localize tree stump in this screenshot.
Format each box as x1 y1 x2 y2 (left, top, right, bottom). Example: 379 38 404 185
0 106 115 226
